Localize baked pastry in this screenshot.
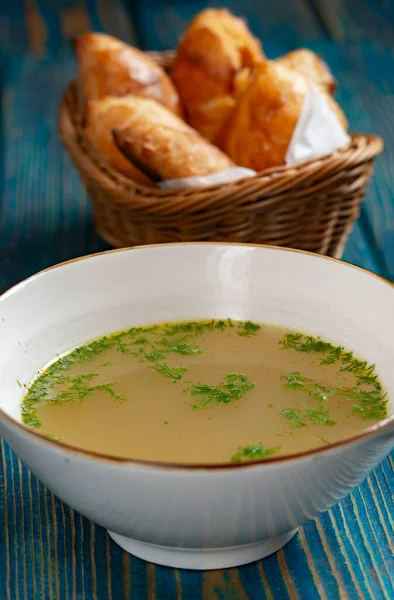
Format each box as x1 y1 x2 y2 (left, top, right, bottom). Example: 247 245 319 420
74 32 182 116
171 8 265 144
224 61 347 171
84 97 154 185
111 96 234 181
276 49 337 94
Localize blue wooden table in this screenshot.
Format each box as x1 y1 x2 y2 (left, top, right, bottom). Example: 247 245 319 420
0 1 393 598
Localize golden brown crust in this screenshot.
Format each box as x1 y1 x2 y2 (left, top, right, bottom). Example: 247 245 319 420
224 61 347 171
84 97 154 185
111 96 234 181
74 32 183 117
275 49 337 94
171 9 264 143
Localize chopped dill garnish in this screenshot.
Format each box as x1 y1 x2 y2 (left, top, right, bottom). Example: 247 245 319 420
280 333 333 354
274 431 294 437
16 380 22 388
130 347 187 382
321 346 343 365
280 333 382 388
267 403 273 408
22 369 126 427
316 437 329 445
123 325 160 337
280 408 307 428
151 362 187 382
281 369 386 425
21 321 388 439
186 373 255 409
339 386 387 420
48 374 126 405
306 405 336 426
280 373 337 426
237 321 261 337
22 319 244 427
157 337 202 356
281 372 335 403
21 405 40 429
231 443 280 463
21 360 72 428
163 321 213 337
45 433 60 441
136 348 165 362
131 337 150 346
162 319 235 337
96 384 126 402
279 333 387 421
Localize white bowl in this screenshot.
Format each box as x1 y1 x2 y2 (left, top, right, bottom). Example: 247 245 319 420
1 243 394 570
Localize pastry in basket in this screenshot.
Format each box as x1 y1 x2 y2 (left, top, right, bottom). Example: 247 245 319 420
74 32 182 117
84 97 155 185
275 48 337 94
171 8 264 145
224 61 347 171
111 97 234 181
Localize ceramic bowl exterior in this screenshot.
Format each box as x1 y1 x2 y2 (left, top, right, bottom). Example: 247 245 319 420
0 244 393 569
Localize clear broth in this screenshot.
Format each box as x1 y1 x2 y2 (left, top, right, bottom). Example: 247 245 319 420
22 320 387 463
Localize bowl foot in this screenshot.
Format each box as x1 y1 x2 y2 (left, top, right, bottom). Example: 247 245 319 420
107 528 298 570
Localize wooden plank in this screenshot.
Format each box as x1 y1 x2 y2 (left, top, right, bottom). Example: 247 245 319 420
60 3 92 42
313 0 394 45
32 0 63 54
4 456 393 600
131 0 394 49
132 0 326 52
0 0 30 55
0 53 108 294
2 0 137 56
95 0 138 45
344 40 394 280
25 0 47 57
308 39 394 280
343 221 381 274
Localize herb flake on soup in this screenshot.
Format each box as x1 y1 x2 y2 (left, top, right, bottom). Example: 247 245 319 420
21 320 387 464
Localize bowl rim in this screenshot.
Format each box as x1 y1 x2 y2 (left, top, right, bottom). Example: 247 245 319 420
1 242 393 471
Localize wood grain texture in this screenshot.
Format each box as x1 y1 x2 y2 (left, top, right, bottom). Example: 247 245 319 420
3 433 393 600
9 0 137 56
313 0 394 46
0 54 108 294
132 0 326 57
1 1 394 599
25 0 47 56
0 0 30 55
304 39 394 277
136 0 394 47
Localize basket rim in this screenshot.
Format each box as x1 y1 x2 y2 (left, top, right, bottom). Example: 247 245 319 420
58 77 384 204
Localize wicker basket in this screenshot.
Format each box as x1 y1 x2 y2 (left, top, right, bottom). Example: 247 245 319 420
58 51 383 258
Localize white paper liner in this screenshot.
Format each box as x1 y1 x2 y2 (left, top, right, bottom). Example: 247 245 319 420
158 167 256 191
285 86 351 165
159 86 351 191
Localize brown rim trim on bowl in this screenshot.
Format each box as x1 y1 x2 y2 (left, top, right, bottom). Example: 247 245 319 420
1 243 393 471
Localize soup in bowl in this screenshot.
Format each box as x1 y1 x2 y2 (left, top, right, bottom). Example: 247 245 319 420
0 243 393 570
